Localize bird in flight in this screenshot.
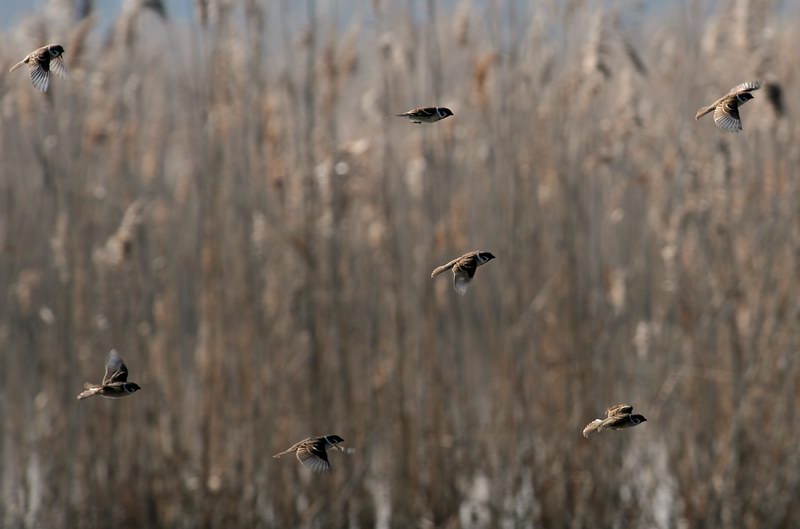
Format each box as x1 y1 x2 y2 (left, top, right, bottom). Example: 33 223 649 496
77 349 141 400
273 435 347 473
582 404 647 438
695 80 762 132
431 250 495 295
394 106 454 124
9 44 69 92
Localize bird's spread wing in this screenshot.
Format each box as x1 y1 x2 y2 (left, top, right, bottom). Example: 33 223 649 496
606 404 633 417
453 257 477 295
400 107 437 118
49 56 69 80
28 62 50 92
103 349 129 384
727 80 762 95
296 441 332 473
714 100 742 132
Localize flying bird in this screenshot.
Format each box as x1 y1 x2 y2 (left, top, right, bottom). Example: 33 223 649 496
394 106 454 124
695 80 762 132
9 44 69 92
431 250 495 295
273 435 347 473
77 349 141 400
583 404 646 438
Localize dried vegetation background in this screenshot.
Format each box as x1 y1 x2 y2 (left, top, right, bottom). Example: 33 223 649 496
1 0 799 528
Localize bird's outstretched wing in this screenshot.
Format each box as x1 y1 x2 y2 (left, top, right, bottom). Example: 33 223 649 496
296 441 332 473
606 404 633 417
398 107 437 119
49 56 69 80
714 100 742 132
102 349 129 385
727 80 762 95
452 257 478 295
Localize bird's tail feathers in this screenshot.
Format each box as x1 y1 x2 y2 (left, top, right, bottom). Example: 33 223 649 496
695 105 714 120
272 450 292 459
9 61 25 73
77 384 101 400
431 264 452 278
582 419 603 438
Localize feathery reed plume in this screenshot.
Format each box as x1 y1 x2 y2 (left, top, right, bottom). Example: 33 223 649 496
50 211 69 283
472 51 496 110
195 0 208 26
582 15 611 80
615 69 642 129
76 0 93 20
338 24 360 80
733 0 752 49
110 9 138 49
452 0 470 47
733 0 768 50
67 13 96 68
93 199 149 267
140 0 167 19
379 32 414 71
14 269 43 315
620 35 648 77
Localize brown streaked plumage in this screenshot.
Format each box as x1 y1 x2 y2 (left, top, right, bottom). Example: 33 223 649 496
582 403 646 438
77 349 141 400
431 250 495 295
695 80 762 132
9 44 69 92
273 435 346 473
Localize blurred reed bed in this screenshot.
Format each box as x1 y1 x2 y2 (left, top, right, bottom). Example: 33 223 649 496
0 0 799 528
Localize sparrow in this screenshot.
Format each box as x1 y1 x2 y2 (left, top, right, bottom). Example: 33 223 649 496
582 403 647 438
273 435 346 473
9 44 69 92
394 106 454 124
431 250 496 295
77 349 141 400
695 80 762 132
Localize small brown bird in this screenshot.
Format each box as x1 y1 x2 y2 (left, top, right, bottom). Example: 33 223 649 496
77 349 141 400
695 80 762 132
431 250 495 295
9 44 69 92
273 435 346 473
394 106 454 124
583 404 646 438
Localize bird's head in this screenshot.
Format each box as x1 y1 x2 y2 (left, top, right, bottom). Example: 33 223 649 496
631 414 647 425
477 251 496 264
438 107 454 118
736 93 754 104
48 44 65 57
124 382 141 394
324 434 344 446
